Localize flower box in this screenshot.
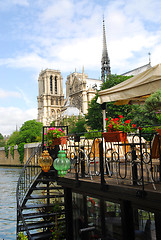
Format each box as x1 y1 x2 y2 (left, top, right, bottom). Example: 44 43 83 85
102 131 127 142
50 137 67 147
60 136 67 145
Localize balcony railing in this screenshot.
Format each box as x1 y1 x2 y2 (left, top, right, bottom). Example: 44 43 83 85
47 128 161 192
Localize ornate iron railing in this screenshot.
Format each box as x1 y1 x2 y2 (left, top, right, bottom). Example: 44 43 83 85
16 127 161 238
16 143 42 238
63 129 161 191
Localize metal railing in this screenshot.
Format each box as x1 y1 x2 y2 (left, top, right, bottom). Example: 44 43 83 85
61 129 161 191
16 127 161 238
16 143 42 239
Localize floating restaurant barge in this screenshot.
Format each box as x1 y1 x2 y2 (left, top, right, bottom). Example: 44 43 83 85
16 126 161 239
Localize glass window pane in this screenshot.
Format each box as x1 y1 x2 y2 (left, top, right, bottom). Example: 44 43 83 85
105 201 122 239
134 209 156 240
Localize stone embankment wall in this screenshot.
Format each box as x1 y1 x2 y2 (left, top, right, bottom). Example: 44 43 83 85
0 142 41 166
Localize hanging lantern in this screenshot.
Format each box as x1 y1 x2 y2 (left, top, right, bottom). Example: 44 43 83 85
53 150 71 177
38 150 53 172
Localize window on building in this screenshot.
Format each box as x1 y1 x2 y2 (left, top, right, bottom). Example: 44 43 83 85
50 75 53 93
55 76 57 94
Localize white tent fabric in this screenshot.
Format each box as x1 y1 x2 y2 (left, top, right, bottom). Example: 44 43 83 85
97 63 161 104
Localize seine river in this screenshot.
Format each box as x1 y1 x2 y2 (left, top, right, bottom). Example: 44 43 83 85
0 167 22 240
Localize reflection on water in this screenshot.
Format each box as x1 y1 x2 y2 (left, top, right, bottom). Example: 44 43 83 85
0 167 22 240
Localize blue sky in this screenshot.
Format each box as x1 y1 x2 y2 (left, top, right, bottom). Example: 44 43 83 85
0 0 161 136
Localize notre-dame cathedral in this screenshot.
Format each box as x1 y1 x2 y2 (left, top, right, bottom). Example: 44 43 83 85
37 19 151 126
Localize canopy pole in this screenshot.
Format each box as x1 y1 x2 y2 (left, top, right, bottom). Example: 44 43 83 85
103 110 106 132
101 103 106 132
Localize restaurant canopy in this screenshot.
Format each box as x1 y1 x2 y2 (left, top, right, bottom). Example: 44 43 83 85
97 63 161 105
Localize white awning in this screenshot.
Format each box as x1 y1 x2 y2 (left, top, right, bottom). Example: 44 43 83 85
97 63 161 105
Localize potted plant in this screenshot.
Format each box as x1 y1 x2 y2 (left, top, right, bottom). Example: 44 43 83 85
44 127 66 148
102 115 136 142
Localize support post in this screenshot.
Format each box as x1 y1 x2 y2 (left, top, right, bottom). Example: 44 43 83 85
100 199 106 238
121 200 135 240
155 211 161 239
64 188 74 240
101 103 106 132
99 141 106 187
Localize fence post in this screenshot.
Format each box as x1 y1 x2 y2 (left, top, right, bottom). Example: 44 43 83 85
99 140 106 187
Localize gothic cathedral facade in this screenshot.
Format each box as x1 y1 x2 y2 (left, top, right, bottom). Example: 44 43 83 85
37 19 110 126
37 69 64 126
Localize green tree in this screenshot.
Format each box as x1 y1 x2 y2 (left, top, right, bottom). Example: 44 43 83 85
0 133 5 147
100 74 133 90
19 120 43 143
85 94 103 130
144 89 161 112
71 116 86 134
86 74 133 130
61 115 86 134
61 116 78 133
129 89 161 127
7 131 20 145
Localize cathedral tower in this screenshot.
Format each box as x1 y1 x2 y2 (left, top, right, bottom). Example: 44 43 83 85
37 69 64 125
101 17 111 83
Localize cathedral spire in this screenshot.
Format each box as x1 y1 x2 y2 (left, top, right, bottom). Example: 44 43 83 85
101 17 111 83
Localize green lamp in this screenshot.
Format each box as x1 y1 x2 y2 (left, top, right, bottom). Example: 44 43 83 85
53 150 71 177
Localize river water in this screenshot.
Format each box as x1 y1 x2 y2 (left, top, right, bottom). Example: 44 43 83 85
0 167 22 240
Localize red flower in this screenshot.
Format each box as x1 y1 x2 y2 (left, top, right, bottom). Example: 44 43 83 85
115 118 119 121
119 115 123 118
132 124 136 128
125 120 130 124
105 118 108 121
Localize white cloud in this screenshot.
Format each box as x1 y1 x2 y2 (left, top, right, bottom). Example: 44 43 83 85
0 107 37 136
0 0 29 10
12 0 29 6
40 0 74 22
0 88 21 98
1 0 161 137
0 53 48 70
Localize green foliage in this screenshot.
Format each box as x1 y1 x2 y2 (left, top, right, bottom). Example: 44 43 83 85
61 115 86 134
10 145 14 159
0 133 5 147
128 104 158 127
141 127 155 141
157 113 161 124
17 143 25 163
7 120 43 147
7 131 20 145
144 89 161 112
60 116 78 133
71 116 86 134
86 75 133 131
85 95 103 131
18 232 28 240
5 144 9 158
0 133 3 140
106 102 133 120
101 74 133 90
84 129 102 139
127 89 161 128
50 121 55 126
50 201 66 240
19 120 43 143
